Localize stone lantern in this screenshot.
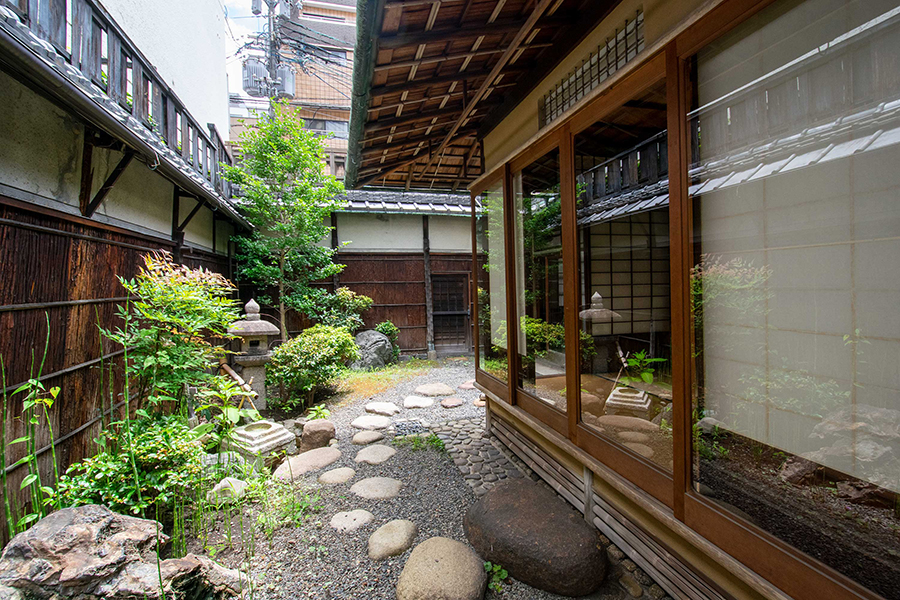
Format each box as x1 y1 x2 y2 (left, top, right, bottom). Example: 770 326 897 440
228 299 279 409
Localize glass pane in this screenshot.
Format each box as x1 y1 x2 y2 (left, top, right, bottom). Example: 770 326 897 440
513 148 566 410
575 79 673 471
690 1 900 595
476 182 508 383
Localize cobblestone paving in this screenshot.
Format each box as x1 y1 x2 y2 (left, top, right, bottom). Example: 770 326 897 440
432 418 534 497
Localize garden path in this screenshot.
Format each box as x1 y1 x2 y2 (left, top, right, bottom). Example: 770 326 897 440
247 359 662 600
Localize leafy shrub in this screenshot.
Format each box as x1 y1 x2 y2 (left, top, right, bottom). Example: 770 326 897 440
193 376 260 453
307 287 373 333
58 415 203 516
267 325 360 409
308 404 330 420
102 252 239 409
375 320 400 361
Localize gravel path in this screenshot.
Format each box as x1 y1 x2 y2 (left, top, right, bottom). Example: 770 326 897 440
243 359 637 600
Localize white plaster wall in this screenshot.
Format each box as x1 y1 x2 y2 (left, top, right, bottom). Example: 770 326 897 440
103 0 230 136
0 71 82 206
428 216 471 252
337 213 423 252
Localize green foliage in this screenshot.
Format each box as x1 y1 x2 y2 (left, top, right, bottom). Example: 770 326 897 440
58 415 203 516
102 252 239 409
222 100 346 339
375 320 401 361
307 287 373 333
622 350 667 385
267 325 360 409
246 475 322 539
520 317 597 368
393 433 445 452
307 404 331 420
192 376 260 453
484 561 509 593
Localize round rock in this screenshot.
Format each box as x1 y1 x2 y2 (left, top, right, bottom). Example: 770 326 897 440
350 477 404 500
458 380 476 390
351 415 392 430
274 447 341 482
396 537 487 600
403 395 434 409
617 431 651 443
352 430 385 445
329 509 374 533
464 478 607 596
473 398 486 408
318 467 356 484
441 397 464 408
355 444 397 465
368 519 418 560
366 401 401 416
413 382 455 397
300 419 335 452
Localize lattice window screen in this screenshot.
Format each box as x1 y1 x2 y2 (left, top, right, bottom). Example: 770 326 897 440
538 11 644 128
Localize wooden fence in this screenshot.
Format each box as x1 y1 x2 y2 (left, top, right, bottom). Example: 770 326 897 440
0 198 231 545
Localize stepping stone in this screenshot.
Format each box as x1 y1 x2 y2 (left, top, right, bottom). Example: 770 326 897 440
353 430 385 445
623 442 654 459
397 537 487 600
273 447 341 482
595 415 660 431
330 509 374 533
617 431 650 443
473 398 486 408
368 519 417 560
458 380 476 390
318 467 355 484
351 415 392 430
355 444 397 465
414 383 455 397
403 396 434 409
441 397 464 408
351 477 403 499
366 401 401 416
463 479 607 596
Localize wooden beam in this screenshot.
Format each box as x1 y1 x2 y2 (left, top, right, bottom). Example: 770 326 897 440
78 134 94 216
373 47 506 72
378 19 526 49
417 0 558 179
423 214 435 358
176 198 204 232
364 105 468 131
83 150 134 217
370 66 520 98
361 127 476 156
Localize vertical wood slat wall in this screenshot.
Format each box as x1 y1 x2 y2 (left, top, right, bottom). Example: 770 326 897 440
0 200 230 547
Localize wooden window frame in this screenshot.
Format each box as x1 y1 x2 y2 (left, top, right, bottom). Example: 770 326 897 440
469 0 892 597
471 165 509 402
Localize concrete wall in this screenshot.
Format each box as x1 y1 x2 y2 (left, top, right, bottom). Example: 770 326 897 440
337 213 423 252
483 0 706 171
428 215 471 252
0 70 221 251
103 0 230 136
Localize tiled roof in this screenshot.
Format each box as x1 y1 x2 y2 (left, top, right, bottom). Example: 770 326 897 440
340 190 474 215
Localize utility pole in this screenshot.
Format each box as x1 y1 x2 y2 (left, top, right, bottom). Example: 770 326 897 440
245 0 295 114
265 0 279 116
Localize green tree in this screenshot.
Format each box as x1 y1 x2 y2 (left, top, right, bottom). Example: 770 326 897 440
223 101 346 340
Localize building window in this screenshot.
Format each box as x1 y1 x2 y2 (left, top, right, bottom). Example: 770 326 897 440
538 11 644 128
688 1 900 595
476 181 508 384
514 147 567 412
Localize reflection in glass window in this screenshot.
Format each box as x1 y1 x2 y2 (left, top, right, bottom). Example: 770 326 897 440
514 148 566 410
476 183 508 383
690 1 900 595
575 79 673 471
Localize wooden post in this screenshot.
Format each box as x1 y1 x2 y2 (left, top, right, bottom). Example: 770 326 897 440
331 212 340 291
423 215 436 359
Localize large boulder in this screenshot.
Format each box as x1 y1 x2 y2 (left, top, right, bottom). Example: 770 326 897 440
274 447 341 481
0 505 243 599
396 537 487 600
351 330 394 370
463 479 606 597
300 419 335 453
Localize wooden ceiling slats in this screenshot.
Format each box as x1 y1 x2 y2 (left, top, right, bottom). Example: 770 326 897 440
353 0 618 190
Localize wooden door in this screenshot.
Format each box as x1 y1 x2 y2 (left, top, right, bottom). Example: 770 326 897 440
432 274 470 353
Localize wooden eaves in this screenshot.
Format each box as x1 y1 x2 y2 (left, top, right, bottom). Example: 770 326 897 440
346 0 625 191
